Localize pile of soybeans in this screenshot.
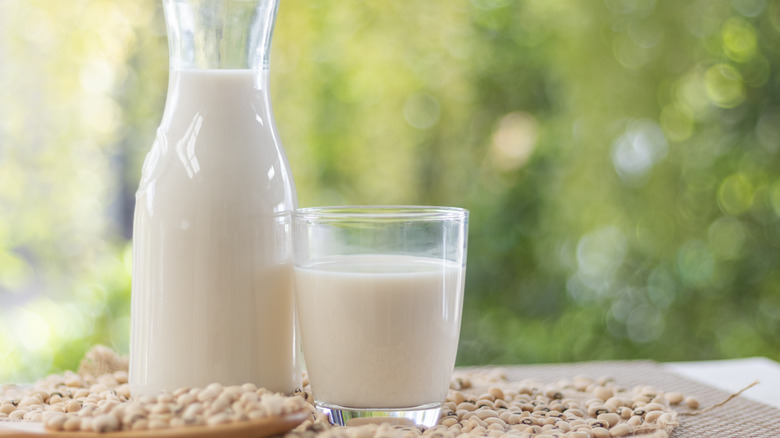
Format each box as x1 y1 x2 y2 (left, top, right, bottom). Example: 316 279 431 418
0 347 701 438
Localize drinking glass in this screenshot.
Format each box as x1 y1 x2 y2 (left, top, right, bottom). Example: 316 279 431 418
292 206 468 427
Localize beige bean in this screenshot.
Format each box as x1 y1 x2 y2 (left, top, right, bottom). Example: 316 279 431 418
493 399 509 410
123 411 147 426
44 412 68 431
666 391 684 405
137 395 156 405
651 394 668 406
92 414 120 433
657 412 675 427
478 393 496 402
456 402 475 412
176 392 196 406
240 383 257 393
597 412 620 428
484 417 505 426
98 399 119 414
470 425 487 435
475 399 494 409
518 416 539 426
79 417 93 432
156 392 175 404
113 370 129 384
487 387 505 401
440 417 458 427
9 410 26 420
592 426 611 438
498 410 513 423
170 387 189 398
63 416 82 432
685 396 700 409
240 391 259 405
18 396 42 408
450 391 466 405
606 396 627 407
97 375 118 388
25 411 43 422
645 410 664 423
116 384 131 400
610 423 633 437
572 375 594 391
627 415 643 427
486 422 505 431
131 419 149 431
594 386 613 401
207 412 230 426
475 409 498 420
223 385 242 399
89 384 109 394
45 403 66 413
150 402 171 415
588 404 610 417
64 375 82 387
197 386 221 402
467 417 486 429
507 414 524 425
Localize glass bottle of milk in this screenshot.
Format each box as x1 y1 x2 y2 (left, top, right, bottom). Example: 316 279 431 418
129 0 299 397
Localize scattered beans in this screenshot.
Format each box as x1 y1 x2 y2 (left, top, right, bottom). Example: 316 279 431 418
0 351 307 434
1 347 706 438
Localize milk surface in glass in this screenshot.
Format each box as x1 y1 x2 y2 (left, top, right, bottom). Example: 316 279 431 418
130 69 299 397
295 254 465 408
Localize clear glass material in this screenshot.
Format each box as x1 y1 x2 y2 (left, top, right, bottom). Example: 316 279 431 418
293 206 468 427
129 0 299 397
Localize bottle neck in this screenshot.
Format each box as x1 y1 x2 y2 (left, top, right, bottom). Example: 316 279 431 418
162 0 278 70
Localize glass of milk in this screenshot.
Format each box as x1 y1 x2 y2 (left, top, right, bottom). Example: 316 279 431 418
292 206 468 427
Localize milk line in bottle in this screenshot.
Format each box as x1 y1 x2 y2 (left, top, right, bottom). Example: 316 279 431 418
129 0 299 396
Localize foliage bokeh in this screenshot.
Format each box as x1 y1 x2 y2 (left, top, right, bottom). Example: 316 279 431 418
1 0 779 382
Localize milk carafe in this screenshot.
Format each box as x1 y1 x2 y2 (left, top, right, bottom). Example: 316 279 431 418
129 0 299 396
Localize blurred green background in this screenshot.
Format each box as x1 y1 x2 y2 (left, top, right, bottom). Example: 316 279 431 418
1 0 780 382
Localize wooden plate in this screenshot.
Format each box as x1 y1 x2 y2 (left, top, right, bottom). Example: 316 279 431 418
0 410 309 438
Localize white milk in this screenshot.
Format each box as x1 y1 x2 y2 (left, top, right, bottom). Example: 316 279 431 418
295 254 465 408
130 69 299 397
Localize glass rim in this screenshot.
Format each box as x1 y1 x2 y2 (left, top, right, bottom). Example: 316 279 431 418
293 205 468 221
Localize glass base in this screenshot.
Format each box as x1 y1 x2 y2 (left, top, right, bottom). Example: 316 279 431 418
316 401 443 428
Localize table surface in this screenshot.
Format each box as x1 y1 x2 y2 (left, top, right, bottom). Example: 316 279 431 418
664 356 780 410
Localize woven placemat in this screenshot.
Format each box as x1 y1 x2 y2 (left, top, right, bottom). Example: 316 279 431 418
463 361 780 437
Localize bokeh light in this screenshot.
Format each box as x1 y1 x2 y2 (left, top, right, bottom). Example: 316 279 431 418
1 0 780 382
